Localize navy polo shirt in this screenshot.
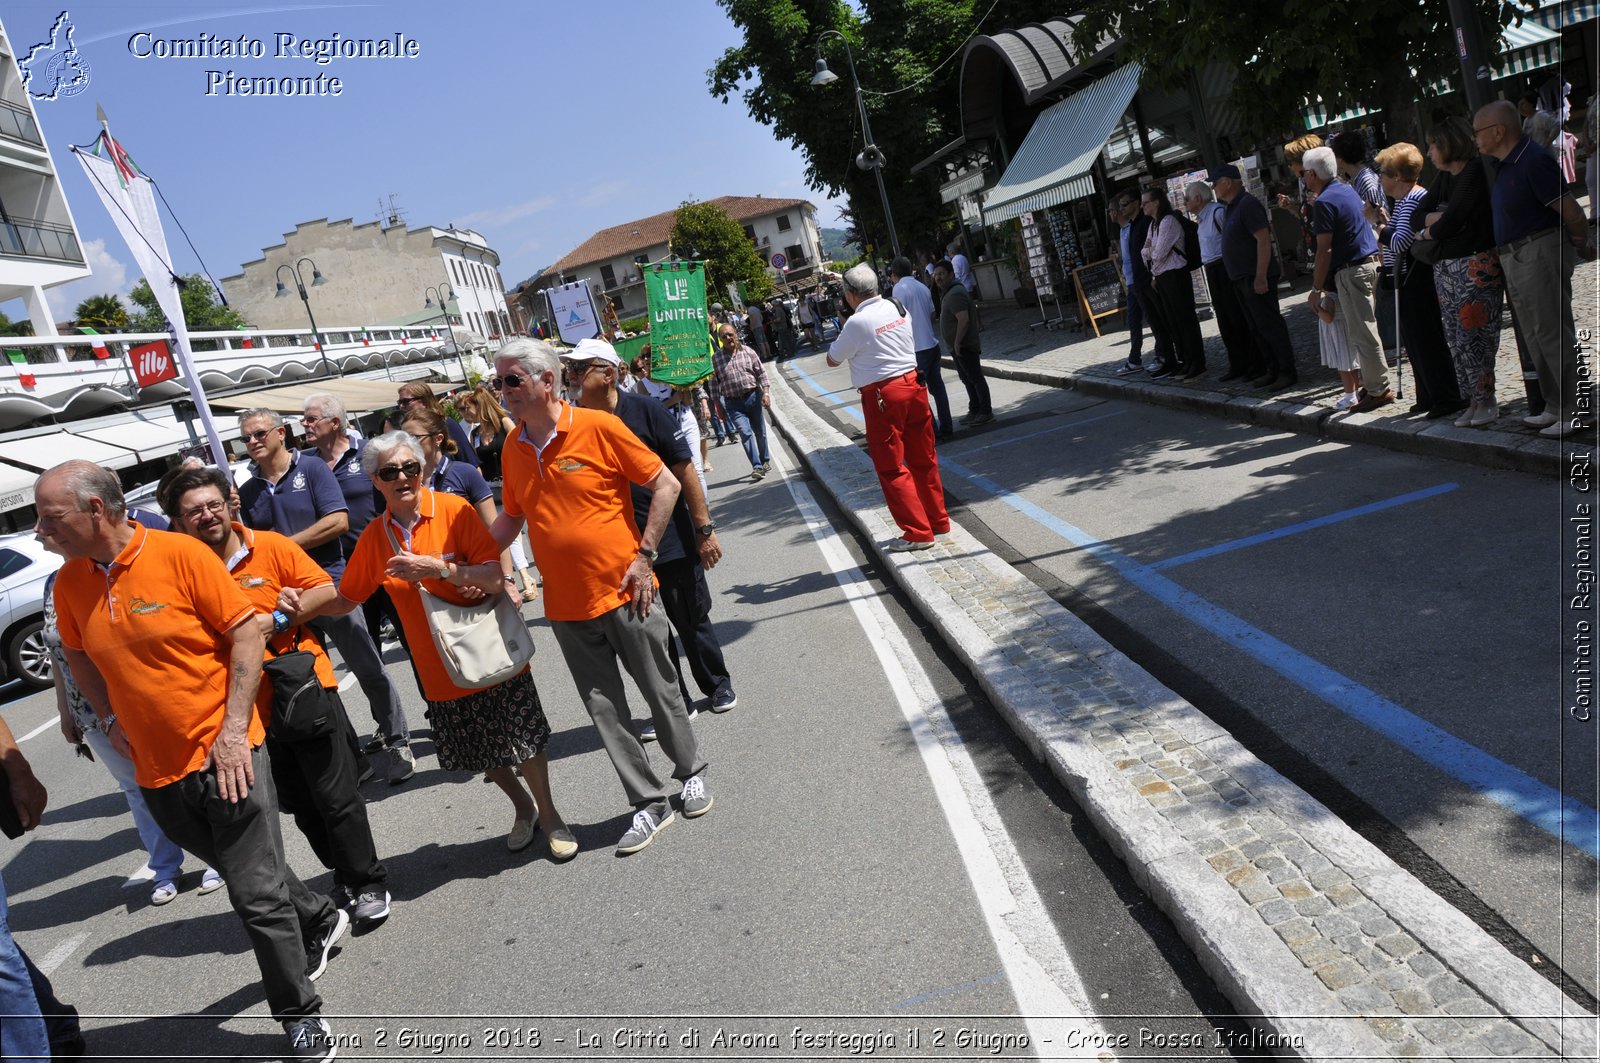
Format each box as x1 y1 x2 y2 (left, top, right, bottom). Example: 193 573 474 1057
612 392 695 565
1311 179 1379 271
446 418 479 468
1220 192 1279 283
318 442 382 562
429 455 493 506
1491 136 1564 246
238 449 350 577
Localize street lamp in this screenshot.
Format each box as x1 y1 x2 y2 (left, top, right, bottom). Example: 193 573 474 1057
810 31 901 260
424 283 470 382
274 258 334 378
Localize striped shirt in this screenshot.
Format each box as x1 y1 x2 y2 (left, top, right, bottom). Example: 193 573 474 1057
1380 186 1428 273
708 343 769 401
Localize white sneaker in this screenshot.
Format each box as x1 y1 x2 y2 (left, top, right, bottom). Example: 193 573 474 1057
1469 400 1498 426
1523 411 1560 428
1454 402 1477 428
1540 420 1581 438
151 880 178 905
1334 392 1358 411
886 537 935 553
198 868 225 895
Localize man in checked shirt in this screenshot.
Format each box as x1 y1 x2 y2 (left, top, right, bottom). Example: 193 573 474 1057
707 323 772 480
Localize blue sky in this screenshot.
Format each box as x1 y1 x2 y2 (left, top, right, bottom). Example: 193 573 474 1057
5 1 848 322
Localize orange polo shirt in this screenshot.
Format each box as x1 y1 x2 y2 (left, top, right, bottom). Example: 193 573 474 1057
339 488 508 702
501 402 665 622
54 523 264 789
223 524 337 723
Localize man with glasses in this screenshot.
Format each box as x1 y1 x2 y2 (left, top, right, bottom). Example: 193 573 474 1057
1473 99 1597 438
161 464 392 930
236 409 414 784
707 323 773 479
489 339 711 856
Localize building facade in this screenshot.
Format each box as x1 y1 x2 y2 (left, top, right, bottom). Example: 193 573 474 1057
0 16 90 335
221 219 513 340
538 195 822 322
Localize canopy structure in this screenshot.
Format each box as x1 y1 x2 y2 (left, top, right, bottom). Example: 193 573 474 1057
982 61 1143 224
210 377 429 416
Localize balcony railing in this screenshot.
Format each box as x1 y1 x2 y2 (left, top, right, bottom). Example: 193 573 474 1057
0 215 83 264
0 99 41 148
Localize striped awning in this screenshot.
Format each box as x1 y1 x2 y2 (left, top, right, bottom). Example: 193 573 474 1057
983 61 1143 223
1513 0 1597 29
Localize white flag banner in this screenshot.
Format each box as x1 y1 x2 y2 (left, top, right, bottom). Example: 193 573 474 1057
74 132 227 465
547 280 600 345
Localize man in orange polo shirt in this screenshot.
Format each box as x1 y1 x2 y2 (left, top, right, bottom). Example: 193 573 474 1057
37 460 343 1063
161 464 391 929
489 338 711 855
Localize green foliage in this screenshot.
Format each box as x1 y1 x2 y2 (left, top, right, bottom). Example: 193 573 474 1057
619 315 649 334
73 293 130 331
818 226 858 260
0 312 33 338
128 273 245 332
669 200 775 302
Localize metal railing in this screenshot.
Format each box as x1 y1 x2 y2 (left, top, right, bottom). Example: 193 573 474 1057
0 215 83 264
0 99 41 147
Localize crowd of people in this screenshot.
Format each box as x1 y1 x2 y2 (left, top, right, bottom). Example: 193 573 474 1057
3 337 745 1060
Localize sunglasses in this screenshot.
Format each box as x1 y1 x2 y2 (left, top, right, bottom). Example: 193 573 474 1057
395 396 423 407
376 461 423 482
567 360 608 375
492 373 529 390
241 428 278 443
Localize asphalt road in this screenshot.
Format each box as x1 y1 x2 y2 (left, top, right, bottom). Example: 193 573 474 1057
0 433 1265 1061
780 344 1598 1005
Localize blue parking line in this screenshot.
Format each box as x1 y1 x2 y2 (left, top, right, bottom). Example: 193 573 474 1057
950 411 1126 456
1149 483 1461 571
936 455 1599 859
890 971 1007 1010
789 362 863 421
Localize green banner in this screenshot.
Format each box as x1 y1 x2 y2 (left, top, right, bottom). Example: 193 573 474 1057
643 261 713 386
612 332 650 367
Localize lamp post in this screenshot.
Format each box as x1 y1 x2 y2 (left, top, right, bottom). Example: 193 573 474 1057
274 258 334 378
424 283 470 382
810 31 901 261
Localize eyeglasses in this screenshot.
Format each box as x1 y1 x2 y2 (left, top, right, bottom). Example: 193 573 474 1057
719 333 737 340
241 428 278 443
180 499 227 523
376 461 423 482
492 373 529 390
1472 124 1502 136
301 414 329 426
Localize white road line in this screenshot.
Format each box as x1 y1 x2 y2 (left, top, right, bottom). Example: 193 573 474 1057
770 448 1115 1061
35 931 87 976
18 717 56 743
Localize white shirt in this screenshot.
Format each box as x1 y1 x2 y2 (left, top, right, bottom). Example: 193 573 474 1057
950 252 976 293
826 294 916 389
1197 202 1226 265
891 275 938 352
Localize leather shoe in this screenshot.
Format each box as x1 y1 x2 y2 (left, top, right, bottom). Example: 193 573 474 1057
1218 370 1245 382
1350 388 1394 413
507 818 537 852
546 824 578 862
1267 375 1298 391
1408 402 1429 415
1426 402 1468 420
1250 373 1278 388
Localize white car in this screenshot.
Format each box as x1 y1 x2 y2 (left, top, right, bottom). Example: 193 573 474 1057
0 533 63 691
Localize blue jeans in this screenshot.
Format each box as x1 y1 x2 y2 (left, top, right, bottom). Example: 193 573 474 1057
721 390 770 469
0 871 77 1060
915 346 953 436
83 725 185 882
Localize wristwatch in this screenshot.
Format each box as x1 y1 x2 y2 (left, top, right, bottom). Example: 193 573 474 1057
637 546 658 564
436 560 451 581
696 522 718 537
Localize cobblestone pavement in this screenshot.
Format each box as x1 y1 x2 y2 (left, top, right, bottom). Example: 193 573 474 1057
960 258 1599 476
766 370 1597 1061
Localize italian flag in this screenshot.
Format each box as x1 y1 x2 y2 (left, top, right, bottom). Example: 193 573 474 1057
7 350 36 389
361 328 371 347
78 325 110 359
99 131 141 189
236 325 252 350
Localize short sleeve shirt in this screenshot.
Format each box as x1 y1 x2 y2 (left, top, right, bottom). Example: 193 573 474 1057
1311 180 1379 271
939 284 981 355
53 524 264 788
1491 136 1565 246
320 443 382 560
500 403 666 622
612 392 695 565
828 295 917 388
429 455 494 506
225 525 337 722
891 276 938 352
239 449 350 577
1221 192 1277 281
339 489 506 701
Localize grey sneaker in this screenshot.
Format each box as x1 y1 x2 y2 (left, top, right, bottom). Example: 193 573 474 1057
616 803 674 855
680 772 713 819
349 889 390 924
710 683 737 713
305 908 349 982
389 744 415 785
284 1015 336 1062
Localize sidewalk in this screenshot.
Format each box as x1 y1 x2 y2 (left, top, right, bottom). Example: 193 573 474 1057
765 370 1596 1061
953 263 1598 477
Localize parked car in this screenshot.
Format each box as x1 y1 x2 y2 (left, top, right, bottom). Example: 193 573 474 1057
0 533 63 691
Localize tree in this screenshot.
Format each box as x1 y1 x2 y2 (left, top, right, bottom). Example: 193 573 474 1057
669 200 774 303
128 273 244 332
0 312 33 338
73 293 129 331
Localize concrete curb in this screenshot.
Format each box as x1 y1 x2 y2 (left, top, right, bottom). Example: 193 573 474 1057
964 359 1569 478
766 369 1595 1061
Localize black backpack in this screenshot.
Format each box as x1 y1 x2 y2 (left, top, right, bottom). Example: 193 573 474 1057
1178 214 1203 272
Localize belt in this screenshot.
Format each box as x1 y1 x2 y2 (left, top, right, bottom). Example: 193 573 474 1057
860 369 919 394
1497 227 1557 255
1334 253 1379 274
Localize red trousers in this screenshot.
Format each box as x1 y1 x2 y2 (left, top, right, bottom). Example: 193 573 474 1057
861 371 949 542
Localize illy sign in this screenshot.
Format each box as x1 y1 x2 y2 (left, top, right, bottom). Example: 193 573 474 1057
131 339 177 388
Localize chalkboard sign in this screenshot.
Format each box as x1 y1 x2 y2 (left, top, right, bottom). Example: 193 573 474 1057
1072 258 1124 337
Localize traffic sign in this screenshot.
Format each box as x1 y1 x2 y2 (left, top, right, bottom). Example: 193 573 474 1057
770 253 787 270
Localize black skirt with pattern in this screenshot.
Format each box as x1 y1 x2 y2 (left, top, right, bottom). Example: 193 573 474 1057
424 667 550 772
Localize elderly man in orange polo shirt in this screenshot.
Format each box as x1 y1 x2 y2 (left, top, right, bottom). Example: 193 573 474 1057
37 460 344 1063
488 338 711 856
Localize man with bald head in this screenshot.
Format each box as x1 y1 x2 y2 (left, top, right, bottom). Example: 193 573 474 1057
1473 99 1597 437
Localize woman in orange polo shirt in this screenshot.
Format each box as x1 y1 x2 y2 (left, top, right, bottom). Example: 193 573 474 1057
286 431 575 861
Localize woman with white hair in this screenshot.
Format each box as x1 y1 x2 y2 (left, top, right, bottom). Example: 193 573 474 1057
285 431 575 860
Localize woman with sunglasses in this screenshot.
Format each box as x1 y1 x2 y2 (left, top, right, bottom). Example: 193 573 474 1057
394 381 480 469
286 431 575 860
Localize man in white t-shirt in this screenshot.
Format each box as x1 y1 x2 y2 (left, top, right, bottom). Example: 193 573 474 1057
826 264 949 552
889 256 952 440
947 241 977 295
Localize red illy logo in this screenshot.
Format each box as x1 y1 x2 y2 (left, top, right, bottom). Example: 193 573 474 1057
130 340 176 388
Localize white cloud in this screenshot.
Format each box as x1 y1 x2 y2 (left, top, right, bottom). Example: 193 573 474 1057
42 239 132 323
457 196 557 229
